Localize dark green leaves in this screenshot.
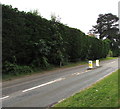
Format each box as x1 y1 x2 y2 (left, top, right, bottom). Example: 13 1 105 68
2 4 111 75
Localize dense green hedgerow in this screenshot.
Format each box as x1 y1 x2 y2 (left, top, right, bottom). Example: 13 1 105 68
2 4 110 75
3 61 33 75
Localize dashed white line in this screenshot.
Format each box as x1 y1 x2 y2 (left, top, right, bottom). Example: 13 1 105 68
71 72 78 76
76 72 80 75
71 70 88 76
0 96 9 100
85 70 89 72
107 61 116 65
22 77 65 92
110 61 116 64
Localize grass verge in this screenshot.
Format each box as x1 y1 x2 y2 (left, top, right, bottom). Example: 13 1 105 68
54 69 119 107
2 57 117 81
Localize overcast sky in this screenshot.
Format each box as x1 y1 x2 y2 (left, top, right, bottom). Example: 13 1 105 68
1 0 120 34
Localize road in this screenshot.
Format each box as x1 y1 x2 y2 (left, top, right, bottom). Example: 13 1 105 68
1 59 118 107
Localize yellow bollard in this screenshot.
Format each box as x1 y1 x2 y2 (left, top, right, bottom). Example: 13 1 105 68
89 61 93 69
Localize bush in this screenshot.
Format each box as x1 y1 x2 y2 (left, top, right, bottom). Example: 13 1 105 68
3 61 33 75
107 50 113 57
112 49 120 57
2 4 111 75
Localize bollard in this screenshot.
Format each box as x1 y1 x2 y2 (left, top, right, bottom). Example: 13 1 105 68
89 60 93 69
96 60 100 67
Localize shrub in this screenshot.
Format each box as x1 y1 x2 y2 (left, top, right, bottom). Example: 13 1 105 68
3 61 33 75
2 4 111 75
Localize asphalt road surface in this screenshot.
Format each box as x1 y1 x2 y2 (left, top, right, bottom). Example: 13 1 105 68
2 58 118 107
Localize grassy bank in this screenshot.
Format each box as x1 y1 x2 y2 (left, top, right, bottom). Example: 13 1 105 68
2 57 117 81
54 69 119 107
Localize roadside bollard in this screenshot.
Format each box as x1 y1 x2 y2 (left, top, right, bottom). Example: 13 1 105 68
89 60 93 69
96 60 100 67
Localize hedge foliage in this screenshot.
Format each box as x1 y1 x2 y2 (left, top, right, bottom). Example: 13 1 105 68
2 5 110 74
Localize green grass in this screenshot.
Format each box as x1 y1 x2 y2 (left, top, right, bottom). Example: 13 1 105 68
99 57 117 61
54 69 119 107
2 57 117 81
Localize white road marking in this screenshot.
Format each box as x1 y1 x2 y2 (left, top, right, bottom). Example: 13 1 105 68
58 98 65 103
85 70 88 72
71 70 88 76
110 61 116 64
107 61 116 65
76 72 81 75
69 70 87 77
0 96 9 100
96 69 117 83
22 77 65 92
71 72 78 76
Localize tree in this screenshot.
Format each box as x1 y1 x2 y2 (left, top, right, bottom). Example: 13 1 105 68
90 13 120 56
29 9 41 16
50 13 61 23
48 20 65 66
2 4 112 75
90 13 119 40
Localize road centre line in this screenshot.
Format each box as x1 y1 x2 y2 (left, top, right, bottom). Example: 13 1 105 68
76 72 81 75
71 72 78 76
70 70 88 77
110 61 116 64
107 61 116 65
22 77 65 93
22 70 88 93
2 61 116 102
0 71 87 100
112 61 116 63
0 96 9 100
71 71 86 76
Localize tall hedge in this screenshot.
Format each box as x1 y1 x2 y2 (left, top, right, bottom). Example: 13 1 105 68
2 5 110 74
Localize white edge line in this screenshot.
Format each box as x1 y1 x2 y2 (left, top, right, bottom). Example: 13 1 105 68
0 96 9 100
53 69 118 106
22 77 65 93
96 69 117 82
58 98 65 103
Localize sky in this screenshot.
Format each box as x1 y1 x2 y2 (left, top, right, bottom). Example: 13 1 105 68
1 0 120 34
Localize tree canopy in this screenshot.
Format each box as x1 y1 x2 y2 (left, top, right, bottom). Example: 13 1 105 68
2 4 111 75
90 13 120 56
